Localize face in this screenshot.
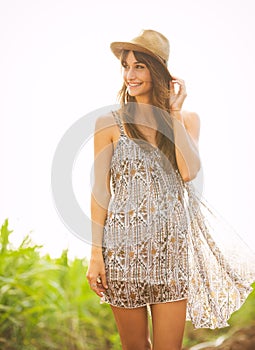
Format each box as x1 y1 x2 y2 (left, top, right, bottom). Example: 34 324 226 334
122 51 153 103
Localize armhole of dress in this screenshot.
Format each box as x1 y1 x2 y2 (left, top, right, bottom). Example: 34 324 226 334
112 110 125 136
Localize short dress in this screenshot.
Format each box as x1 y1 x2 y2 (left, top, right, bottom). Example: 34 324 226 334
101 110 255 329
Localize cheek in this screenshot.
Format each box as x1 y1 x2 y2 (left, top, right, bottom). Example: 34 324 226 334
122 71 128 83
144 71 152 83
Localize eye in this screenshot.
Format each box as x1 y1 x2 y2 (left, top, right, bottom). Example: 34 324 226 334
135 64 145 69
121 62 128 69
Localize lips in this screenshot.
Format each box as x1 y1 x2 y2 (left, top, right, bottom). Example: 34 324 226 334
128 82 143 87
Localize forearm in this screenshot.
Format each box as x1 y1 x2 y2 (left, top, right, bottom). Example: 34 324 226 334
87 189 110 295
90 189 111 254
172 112 201 181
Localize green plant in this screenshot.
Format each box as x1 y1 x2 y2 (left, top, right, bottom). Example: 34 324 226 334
0 219 254 349
0 219 121 349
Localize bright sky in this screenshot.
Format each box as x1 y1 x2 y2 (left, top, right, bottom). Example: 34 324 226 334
1 0 255 259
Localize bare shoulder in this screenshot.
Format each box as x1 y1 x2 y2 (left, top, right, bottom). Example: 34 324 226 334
182 110 200 129
95 112 120 139
95 112 116 131
181 110 200 144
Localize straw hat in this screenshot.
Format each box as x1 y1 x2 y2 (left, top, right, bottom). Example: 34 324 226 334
110 29 172 79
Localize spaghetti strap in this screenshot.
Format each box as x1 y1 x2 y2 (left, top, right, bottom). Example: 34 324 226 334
112 110 125 136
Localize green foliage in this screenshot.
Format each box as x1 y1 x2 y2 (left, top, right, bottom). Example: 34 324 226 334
0 219 254 349
0 219 121 350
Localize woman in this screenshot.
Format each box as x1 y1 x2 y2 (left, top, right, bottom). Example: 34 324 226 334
86 30 254 350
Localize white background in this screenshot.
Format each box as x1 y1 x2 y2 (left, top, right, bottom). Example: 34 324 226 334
1 0 255 258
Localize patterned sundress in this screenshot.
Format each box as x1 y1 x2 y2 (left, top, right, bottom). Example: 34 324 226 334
101 110 255 329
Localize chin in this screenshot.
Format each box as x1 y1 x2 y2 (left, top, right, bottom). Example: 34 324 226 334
127 92 139 98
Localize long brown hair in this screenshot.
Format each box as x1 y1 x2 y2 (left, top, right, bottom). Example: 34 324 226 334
118 50 177 170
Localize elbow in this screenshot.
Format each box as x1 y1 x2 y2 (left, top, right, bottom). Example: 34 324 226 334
182 173 197 182
91 186 111 209
181 173 195 182
181 159 201 182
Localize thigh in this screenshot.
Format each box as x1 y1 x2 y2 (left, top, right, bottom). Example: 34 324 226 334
150 299 187 350
110 305 152 350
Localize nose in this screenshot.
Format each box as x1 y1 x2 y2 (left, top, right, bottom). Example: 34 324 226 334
126 67 136 80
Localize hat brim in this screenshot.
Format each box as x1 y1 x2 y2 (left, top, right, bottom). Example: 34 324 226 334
110 41 172 80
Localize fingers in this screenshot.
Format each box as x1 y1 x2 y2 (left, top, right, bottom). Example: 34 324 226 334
169 77 185 87
169 77 187 112
170 76 184 83
169 77 187 97
100 273 108 290
89 279 104 297
87 273 108 297
169 80 175 93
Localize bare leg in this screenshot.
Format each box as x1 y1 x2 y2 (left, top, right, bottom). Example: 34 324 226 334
150 299 187 350
110 305 152 350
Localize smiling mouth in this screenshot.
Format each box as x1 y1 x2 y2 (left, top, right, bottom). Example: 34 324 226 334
128 82 143 87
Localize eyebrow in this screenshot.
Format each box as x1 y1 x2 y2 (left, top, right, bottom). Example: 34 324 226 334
122 60 145 65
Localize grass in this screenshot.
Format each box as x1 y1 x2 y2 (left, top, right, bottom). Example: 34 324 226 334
0 219 254 349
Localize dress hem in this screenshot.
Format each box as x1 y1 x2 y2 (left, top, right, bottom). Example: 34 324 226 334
100 296 188 309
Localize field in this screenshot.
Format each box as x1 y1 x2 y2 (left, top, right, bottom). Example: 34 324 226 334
1 219 254 349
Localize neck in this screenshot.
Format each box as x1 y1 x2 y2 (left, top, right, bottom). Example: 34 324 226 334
135 94 152 105
134 103 157 129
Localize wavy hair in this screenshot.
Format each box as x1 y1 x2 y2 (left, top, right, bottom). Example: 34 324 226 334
118 50 177 170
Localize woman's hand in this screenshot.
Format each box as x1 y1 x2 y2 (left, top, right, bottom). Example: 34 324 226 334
86 254 108 297
169 77 187 113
